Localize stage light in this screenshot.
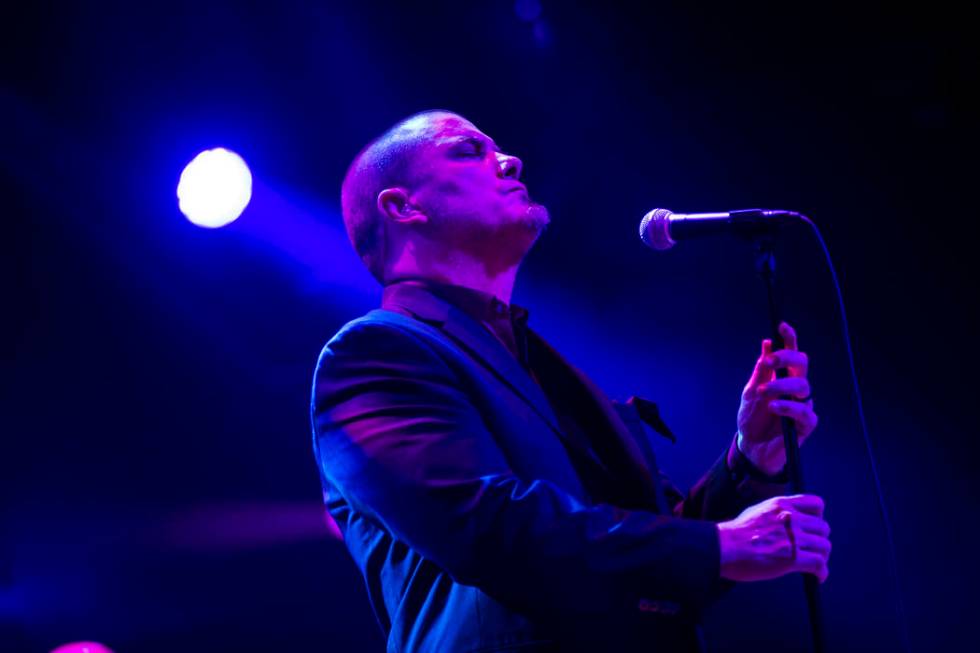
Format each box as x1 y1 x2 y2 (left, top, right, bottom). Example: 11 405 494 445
177 147 252 228
50 643 114 653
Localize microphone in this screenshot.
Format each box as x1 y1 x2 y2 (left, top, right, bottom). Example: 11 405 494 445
639 208 803 250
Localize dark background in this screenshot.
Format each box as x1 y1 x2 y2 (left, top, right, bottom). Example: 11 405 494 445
3 1 976 651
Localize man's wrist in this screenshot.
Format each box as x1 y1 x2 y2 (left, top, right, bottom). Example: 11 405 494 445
728 432 789 483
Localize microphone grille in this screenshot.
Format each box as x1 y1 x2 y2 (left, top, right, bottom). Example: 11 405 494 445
639 208 676 250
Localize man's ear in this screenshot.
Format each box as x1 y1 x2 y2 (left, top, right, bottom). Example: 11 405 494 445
377 188 427 225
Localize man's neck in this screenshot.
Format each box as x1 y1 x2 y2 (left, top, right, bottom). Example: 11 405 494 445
385 247 520 304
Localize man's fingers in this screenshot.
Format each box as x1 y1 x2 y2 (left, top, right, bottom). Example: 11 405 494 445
768 400 818 433
764 349 809 377
747 339 775 386
780 322 798 351
748 326 806 387
797 531 832 556
795 551 829 583
758 376 811 399
776 494 825 517
768 399 818 432
793 512 831 538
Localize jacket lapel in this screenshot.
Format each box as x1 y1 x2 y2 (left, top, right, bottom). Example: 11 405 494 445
527 330 663 509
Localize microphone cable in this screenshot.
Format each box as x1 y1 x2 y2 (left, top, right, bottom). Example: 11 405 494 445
795 213 913 653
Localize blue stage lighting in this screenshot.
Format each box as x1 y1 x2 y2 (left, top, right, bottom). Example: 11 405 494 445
177 147 252 228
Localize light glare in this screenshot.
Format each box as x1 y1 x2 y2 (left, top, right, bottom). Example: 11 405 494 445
177 147 252 228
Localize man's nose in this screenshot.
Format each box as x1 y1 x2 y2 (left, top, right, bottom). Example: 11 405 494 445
496 151 523 179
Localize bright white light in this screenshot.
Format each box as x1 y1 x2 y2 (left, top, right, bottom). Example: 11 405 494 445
177 147 252 228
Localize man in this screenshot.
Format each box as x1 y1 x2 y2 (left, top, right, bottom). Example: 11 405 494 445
310 110 831 652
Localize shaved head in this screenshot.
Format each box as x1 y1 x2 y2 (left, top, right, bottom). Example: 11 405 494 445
341 110 547 285
340 110 463 282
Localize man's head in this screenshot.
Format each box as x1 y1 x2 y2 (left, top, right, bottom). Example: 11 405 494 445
341 110 549 283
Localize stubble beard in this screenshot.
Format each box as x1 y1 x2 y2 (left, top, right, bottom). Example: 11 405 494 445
520 201 550 235
483 201 550 272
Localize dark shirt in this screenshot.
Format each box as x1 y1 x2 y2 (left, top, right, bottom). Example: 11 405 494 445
383 277 529 364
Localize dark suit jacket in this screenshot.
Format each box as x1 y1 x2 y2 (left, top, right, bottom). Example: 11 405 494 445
311 283 787 652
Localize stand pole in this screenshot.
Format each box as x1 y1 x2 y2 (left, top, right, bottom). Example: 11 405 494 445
755 235 825 653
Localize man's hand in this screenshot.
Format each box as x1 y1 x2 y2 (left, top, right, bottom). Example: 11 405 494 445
717 494 831 584
735 322 817 476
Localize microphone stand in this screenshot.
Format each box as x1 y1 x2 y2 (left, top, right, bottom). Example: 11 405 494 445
754 232 825 653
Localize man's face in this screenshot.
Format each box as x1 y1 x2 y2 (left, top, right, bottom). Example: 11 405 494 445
406 113 549 249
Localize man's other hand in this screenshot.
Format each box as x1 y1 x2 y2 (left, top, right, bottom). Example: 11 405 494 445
717 494 831 584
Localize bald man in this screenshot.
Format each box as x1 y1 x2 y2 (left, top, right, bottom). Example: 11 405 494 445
310 111 830 652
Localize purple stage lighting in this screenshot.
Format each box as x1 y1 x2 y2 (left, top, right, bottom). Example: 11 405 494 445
176 147 252 228
50 643 115 653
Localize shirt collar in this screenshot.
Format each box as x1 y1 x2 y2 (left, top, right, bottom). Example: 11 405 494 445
383 277 529 326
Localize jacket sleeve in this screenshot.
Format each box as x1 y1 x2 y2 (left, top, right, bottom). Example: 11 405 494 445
311 320 723 619
667 451 791 522
612 396 790 522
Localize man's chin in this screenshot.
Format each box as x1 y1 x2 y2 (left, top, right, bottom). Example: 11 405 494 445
520 202 550 232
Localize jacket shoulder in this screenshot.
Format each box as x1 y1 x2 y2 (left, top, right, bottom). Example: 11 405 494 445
314 309 450 371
